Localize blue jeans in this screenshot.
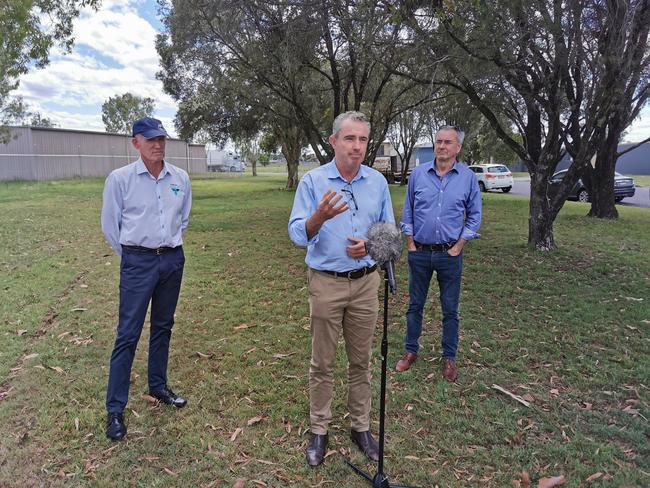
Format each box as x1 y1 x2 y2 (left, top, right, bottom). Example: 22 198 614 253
405 249 463 358
106 247 185 414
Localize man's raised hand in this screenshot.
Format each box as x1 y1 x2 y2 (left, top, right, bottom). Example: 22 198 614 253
316 190 349 221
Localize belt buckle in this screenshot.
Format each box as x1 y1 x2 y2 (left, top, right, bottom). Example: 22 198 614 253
346 270 354 280
155 247 162 255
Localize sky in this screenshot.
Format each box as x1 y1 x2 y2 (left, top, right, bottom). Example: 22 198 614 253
13 0 650 143
15 0 179 137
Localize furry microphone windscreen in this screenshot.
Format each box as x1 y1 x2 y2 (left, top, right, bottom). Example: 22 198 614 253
366 222 403 265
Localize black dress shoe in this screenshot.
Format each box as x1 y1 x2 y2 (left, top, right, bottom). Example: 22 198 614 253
351 430 379 462
149 387 187 408
106 412 126 441
306 433 328 467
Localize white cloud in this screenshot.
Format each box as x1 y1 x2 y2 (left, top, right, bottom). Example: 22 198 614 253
14 0 178 135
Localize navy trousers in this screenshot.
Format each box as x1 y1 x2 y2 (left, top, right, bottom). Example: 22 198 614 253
405 249 463 358
106 246 185 414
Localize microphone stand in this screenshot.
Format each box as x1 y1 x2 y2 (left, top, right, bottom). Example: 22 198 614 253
345 261 418 488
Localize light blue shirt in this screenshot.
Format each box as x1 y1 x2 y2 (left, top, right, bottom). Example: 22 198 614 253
288 161 395 272
101 159 192 257
401 159 481 244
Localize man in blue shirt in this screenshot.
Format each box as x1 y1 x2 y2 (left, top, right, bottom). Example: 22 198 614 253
288 111 394 467
101 117 192 441
396 126 481 382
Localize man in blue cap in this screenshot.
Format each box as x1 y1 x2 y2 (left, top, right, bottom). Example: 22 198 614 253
101 116 192 440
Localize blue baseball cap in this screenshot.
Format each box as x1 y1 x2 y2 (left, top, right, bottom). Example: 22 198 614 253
132 116 168 139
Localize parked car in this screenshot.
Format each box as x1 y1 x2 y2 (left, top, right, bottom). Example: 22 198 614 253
468 164 514 192
549 169 635 203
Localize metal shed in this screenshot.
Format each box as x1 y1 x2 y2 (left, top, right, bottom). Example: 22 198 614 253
0 126 208 181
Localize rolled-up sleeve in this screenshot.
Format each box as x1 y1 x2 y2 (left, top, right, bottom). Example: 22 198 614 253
400 175 415 236
288 176 319 247
460 175 482 241
101 173 123 256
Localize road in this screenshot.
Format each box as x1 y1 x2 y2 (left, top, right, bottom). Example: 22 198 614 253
505 178 650 209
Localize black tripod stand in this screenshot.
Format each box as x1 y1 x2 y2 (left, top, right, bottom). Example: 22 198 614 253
345 262 418 488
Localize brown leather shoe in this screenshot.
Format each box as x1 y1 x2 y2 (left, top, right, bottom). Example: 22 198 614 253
306 433 328 467
350 430 379 462
395 352 417 372
442 358 458 382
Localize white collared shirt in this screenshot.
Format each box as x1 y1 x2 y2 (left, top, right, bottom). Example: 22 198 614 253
101 158 192 256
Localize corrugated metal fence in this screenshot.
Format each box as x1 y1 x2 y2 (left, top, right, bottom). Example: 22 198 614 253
0 126 208 181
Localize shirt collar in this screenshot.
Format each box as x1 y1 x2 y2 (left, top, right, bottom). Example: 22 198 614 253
427 158 460 175
326 159 368 182
136 158 169 178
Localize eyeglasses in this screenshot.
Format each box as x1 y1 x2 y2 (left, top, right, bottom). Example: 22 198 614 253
341 184 358 211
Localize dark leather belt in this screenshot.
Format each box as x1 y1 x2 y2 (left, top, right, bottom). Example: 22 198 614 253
122 245 181 255
414 241 456 252
317 264 377 280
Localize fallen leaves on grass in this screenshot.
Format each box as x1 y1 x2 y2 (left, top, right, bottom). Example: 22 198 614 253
196 351 213 359
247 415 267 426
141 394 159 404
585 472 603 482
17 329 28 336
48 365 65 374
233 479 246 488
163 467 178 476
139 455 160 462
234 323 248 330
512 471 530 486
230 427 243 441
538 475 566 487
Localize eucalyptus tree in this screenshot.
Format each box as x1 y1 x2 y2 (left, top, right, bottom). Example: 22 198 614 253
101 93 156 135
399 0 650 250
156 0 441 188
581 1 650 219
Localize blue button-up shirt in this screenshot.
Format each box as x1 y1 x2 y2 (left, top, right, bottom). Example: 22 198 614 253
401 159 481 244
288 161 395 272
101 159 192 257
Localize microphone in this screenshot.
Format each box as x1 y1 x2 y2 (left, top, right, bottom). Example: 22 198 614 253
366 222 402 294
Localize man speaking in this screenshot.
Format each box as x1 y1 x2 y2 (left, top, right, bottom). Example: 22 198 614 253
101 116 192 441
288 111 394 467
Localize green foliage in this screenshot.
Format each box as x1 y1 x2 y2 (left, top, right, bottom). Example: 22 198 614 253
156 1 441 167
101 92 156 135
259 130 279 155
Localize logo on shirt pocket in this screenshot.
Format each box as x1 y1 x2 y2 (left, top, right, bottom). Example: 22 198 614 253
170 183 181 196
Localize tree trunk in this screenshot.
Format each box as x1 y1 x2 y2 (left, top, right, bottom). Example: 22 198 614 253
279 126 303 190
400 145 414 186
528 172 556 251
587 126 620 219
251 160 257 176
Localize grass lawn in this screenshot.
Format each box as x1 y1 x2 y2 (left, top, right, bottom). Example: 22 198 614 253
0 176 648 487
632 175 650 187
246 163 319 175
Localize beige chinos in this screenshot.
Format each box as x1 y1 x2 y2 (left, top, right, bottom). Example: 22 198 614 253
308 268 380 434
